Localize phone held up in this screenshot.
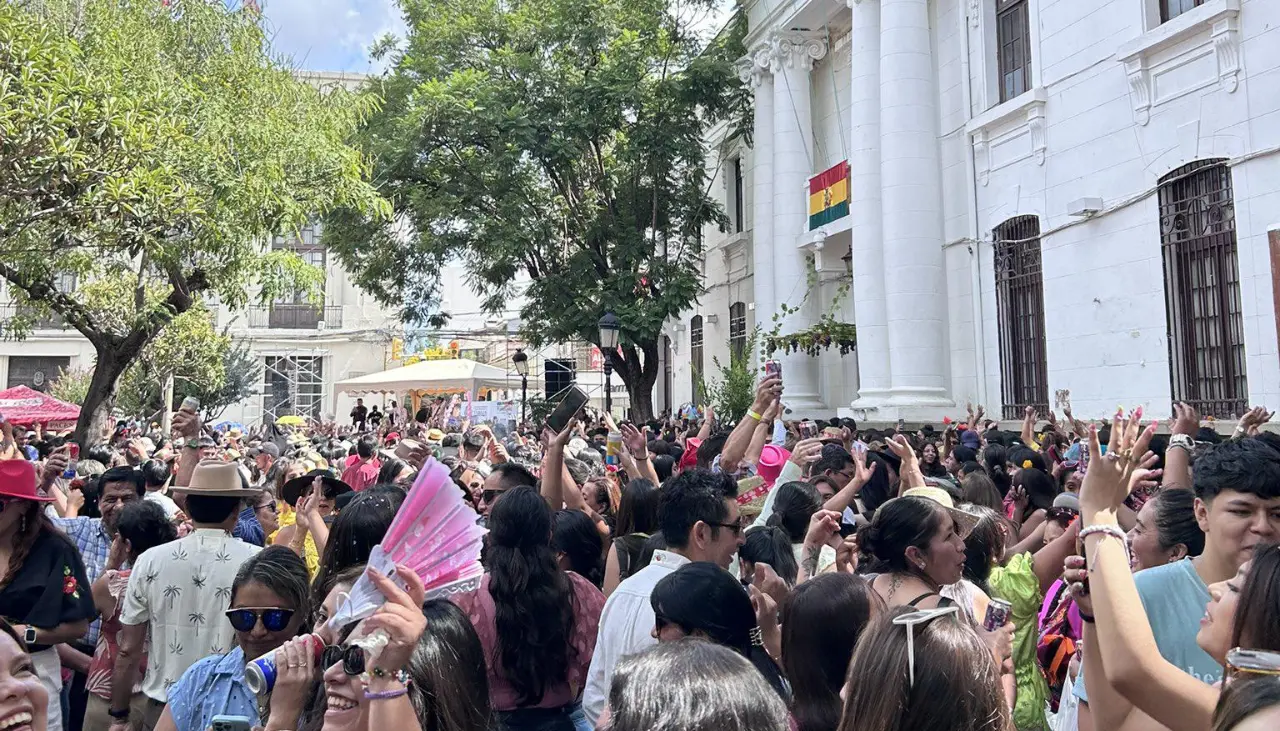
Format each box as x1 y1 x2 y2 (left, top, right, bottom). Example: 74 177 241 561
210 716 253 731
546 385 590 434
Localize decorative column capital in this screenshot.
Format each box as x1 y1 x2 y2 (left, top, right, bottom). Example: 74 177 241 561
770 31 827 73
846 0 876 7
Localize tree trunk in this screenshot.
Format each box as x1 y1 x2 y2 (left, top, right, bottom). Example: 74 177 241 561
613 337 661 423
75 345 131 446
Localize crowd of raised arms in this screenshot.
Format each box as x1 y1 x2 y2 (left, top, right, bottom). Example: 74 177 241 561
1 378 1279 731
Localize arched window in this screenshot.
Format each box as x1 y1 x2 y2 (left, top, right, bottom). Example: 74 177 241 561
729 302 747 361
690 315 704 406
994 215 1048 419
1160 159 1246 417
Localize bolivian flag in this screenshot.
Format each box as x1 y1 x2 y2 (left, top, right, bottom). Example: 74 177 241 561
809 160 850 230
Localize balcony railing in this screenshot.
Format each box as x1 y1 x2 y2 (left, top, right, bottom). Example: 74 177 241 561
246 304 343 330
0 303 70 331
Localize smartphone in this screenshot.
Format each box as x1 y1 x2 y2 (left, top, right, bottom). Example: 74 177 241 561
1226 648 1280 676
897 417 906 433
180 396 200 413
546 385 590 433
211 716 253 731
799 421 817 439
63 443 79 480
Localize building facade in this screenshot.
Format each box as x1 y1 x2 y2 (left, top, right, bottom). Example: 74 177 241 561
664 0 1280 422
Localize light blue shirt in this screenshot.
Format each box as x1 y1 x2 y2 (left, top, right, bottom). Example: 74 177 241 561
166 647 259 731
1075 557 1221 703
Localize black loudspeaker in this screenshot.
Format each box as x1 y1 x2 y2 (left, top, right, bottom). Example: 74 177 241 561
545 358 577 398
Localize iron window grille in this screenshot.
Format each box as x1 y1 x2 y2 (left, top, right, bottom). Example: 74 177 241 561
994 215 1049 420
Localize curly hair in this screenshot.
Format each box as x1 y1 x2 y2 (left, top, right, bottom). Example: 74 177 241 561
484 486 577 706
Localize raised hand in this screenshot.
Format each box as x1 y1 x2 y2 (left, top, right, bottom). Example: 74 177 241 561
886 435 924 491
361 565 428 676
620 422 648 459
1239 406 1273 436
1171 401 1200 437
803 509 843 550
1080 407 1157 515
788 438 824 472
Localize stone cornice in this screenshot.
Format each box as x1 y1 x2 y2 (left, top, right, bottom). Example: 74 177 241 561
770 31 828 73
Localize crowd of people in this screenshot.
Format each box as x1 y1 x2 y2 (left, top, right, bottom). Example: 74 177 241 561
0 377 1278 731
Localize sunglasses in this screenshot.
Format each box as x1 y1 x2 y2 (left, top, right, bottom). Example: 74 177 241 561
482 489 505 505
707 518 745 537
321 643 367 676
225 607 296 633
892 606 960 687
255 501 278 513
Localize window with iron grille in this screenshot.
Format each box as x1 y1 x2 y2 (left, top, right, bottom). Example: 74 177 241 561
1161 0 1205 22
994 215 1048 420
996 0 1032 103
1159 159 1246 418
690 315 704 405
729 302 747 361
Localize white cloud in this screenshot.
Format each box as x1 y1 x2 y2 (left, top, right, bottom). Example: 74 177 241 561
259 0 406 73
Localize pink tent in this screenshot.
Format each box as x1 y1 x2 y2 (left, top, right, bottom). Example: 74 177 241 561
0 385 80 427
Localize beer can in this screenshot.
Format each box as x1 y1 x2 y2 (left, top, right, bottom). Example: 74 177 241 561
764 359 782 379
244 633 321 695
983 598 1013 632
180 396 201 413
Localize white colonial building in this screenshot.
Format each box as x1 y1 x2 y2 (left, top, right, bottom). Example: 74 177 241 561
663 0 1280 422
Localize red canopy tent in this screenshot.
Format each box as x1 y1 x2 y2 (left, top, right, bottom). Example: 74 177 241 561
0 385 80 428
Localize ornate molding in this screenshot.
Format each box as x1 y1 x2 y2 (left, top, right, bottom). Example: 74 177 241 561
1212 15 1241 93
771 32 828 73
1125 56 1151 126
968 0 981 29
973 129 990 187
1027 103 1046 166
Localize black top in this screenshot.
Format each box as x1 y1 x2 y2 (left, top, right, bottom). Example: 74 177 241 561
0 529 97 651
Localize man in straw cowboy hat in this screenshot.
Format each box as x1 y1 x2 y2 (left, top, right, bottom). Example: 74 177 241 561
107 458 262 731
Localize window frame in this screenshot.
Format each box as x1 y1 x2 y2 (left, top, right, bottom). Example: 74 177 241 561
995 0 1033 103
731 157 745 234
993 214 1049 420
690 315 704 406
729 302 747 361
1160 0 1205 23
1159 159 1247 418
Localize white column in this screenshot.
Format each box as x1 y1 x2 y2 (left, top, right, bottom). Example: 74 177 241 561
880 0 950 406
849 0 890 408
771 31 827 414
740 49 775 341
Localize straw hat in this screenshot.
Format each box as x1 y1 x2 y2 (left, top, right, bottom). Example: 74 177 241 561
170 459 262 498
898 486 979 538
0 460 52 502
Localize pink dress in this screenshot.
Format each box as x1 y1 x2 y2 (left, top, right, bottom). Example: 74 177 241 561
452 572 605 711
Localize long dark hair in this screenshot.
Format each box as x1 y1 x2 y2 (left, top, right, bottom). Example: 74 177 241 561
312 487 404 600
1213 676 1280 731
1232 542 1280 652
766 481 822 544
615 479 660 537
919 442 948 478
415 600 493 731
858 496 947 577
485 486 576 706
782 574 881 731
740 527 798 587
983 444 1012 497
552 509 605 588
959 505 1006 595
2 500 70 586
650 562 789 700
838 607 1008 731
1017 468 1058 519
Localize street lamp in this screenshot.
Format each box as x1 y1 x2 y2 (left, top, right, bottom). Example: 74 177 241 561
598 312 620 416
512 349 529 423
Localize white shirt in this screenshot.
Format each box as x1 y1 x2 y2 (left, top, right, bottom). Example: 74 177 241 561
120 528 261 702
582 549 690 723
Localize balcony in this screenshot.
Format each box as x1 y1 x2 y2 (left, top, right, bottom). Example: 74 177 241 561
246 304 343 330
0 303 70 332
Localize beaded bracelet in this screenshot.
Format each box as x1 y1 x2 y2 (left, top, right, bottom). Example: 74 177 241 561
1080 524 1131 565
364 687 409 701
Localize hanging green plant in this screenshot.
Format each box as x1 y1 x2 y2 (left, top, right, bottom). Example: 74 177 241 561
765 317 857 357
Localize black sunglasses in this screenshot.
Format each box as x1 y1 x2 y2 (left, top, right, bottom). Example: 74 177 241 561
321 643 366 676
482 489 506 505
708 519 744 537
225 608 295 633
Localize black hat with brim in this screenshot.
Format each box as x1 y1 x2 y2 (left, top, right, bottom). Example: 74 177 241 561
281 468 353 507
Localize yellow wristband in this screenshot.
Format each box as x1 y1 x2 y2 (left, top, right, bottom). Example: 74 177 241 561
747 410 763 421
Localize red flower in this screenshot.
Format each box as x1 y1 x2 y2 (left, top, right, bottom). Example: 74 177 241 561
63 576 78 595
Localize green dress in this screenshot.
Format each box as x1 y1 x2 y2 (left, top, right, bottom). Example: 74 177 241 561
990 551 1048 730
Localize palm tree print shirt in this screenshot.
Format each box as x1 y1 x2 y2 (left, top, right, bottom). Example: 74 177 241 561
119 528 261 703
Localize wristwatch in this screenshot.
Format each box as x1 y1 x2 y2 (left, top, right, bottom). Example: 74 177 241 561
23 626 36 645
1168 433 1195 452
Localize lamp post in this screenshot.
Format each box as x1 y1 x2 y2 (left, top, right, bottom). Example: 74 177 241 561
512 349 529 423
598 312 620 416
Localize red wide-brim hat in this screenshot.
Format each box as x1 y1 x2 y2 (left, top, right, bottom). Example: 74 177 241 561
0 460 53 502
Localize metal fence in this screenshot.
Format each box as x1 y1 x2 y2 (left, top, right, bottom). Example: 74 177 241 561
1159 160 1247 419
994 215 1049 420
246 304 343 330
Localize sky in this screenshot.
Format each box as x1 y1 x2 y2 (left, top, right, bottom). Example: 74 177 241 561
256 0 407 74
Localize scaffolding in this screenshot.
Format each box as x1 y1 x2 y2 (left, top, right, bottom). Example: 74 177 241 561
261 349 326 422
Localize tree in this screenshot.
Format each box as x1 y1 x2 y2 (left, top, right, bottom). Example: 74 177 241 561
325 0 747 421
179 339 262 422
49 366 93 406
0 0 388 444
112 298 230 418
697 331 757 424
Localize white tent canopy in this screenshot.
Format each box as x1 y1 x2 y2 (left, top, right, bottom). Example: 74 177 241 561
335 358 513 396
